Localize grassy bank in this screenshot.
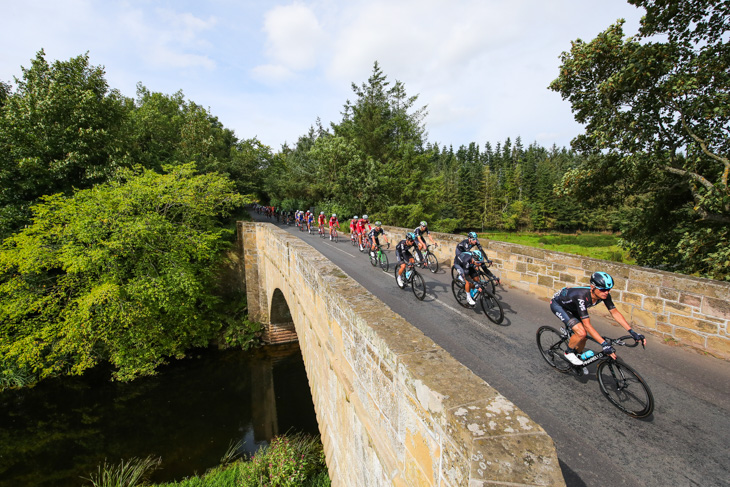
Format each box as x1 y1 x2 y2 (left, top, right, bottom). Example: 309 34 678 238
85 433 329 487
482 232 635 265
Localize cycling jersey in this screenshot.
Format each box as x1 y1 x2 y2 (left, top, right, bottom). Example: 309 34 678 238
455 238 485 257
551 287 616 323
414 226 429 239
395 239 423 263
329 217 339 227
368 227 385 239
318 215 326 225
356 219 370 234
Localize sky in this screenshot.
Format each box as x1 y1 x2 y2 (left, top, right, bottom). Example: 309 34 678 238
1 0 646 152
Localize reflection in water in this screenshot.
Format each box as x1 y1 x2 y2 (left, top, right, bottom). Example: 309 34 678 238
0 344 318 487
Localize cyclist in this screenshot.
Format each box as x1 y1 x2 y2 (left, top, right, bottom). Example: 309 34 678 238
550 271 646 367
414 221 436 250
350 216 359 243
455 231 500 285
357 214 372 250
328 213 340 240
306 210 314 232
395 233 424 287
317 211 326 235
453 249 486 306
368 221 390 258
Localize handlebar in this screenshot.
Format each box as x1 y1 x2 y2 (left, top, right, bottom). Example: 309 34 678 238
605 335 643 349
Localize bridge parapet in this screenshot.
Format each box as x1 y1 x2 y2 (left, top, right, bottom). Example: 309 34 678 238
381 225 730 361
239 222 564 486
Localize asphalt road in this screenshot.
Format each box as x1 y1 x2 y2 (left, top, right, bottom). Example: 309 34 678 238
252 214 730 487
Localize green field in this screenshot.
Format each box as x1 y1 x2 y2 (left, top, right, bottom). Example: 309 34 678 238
481 232 636 264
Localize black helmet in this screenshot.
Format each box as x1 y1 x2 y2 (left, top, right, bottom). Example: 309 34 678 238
590 271 614 290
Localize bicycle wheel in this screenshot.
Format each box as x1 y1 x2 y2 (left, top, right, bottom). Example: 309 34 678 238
480 289 504 324
411 271 426 301
451 264 458 281
451 279 470 308
369 250 378 267
379 251 389 272
333 230 339 243
482 273 496 294
426 252 439 273
597 360 654 418
394 266 406 289
536 326 572 373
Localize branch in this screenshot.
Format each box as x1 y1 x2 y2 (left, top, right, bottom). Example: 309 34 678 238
678 111 730 192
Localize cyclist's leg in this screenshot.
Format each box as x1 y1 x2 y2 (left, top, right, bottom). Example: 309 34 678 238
550 300 585 352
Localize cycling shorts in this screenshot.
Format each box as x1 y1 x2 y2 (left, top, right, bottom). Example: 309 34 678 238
550 300 581 328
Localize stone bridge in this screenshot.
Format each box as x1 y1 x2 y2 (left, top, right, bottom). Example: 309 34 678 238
238 221 565 486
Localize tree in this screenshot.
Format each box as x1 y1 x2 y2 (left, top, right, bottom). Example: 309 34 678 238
0 50 130 238
549 0 730 279
0 165 246 383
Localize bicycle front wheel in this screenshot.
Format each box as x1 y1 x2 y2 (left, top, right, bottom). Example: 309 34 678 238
369 251 378 267
411 271 426 300
426 252 439 273
394 266 406 289
379 252 389 272
597 360 654 418
333 231 339 243
451 279 470 308
480 289 504 324
536 326 572 373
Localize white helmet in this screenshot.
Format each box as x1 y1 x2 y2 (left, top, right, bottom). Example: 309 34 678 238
363 214 368 219
353 215 359 219
320 211 324 215
332 213 336 217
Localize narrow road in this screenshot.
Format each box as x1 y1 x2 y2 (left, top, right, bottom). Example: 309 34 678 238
252 214 730 487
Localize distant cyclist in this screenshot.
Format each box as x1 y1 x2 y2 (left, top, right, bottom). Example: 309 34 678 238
414 221 437 263
395 233 424 287
328 213 340 240
357 214 372 250
453 249 486 306
368 221 389 257
306 210 314 232
317 211 326 235
550 271 646 367
455 231 499 285
350 216 359 242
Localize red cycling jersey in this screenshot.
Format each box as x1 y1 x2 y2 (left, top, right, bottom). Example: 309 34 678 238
329 217 339 227
356 219 370 234
318 214 326 225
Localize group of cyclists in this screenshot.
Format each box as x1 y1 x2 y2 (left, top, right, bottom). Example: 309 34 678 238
256 204 648 374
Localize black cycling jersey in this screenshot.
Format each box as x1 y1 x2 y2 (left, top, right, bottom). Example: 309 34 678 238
395 239 423 262
414 226 429 238
455 238 484 257
551 287 616 321
368 227 385 239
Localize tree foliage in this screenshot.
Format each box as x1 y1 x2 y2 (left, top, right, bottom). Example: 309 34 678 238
549 0 729 279
0 165 245 383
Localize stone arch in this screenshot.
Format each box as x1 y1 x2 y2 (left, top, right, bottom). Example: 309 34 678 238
266 288 297 343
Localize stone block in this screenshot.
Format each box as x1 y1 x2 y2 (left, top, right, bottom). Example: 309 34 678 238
630 308 657 330
707 336 730 359
643 297 664 314
528 263 548 274
660 288 680 301
559 273 576 284
664 300 693 315
674 328 707 348
621 292 643 307
627 281 659 297
669 314 719 334
679 293 703 308
538 275 554 288
629 268 664 285
657 323 673 334
515 262 527 273
702 297 730 320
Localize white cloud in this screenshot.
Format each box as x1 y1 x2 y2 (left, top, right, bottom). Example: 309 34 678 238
261 3 326 70
250 64 293 83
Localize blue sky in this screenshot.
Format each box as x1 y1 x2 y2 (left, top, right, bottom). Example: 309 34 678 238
1 0 645 151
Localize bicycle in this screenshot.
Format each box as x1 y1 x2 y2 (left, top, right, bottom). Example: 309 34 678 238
360 235 372 253
330 227 339 243
394 262 426 301
451 277 504 324
369 243 390 272
318 225 326 238
535 326 654 418
417 244 439 273
350 231 357 246
451 260 499 294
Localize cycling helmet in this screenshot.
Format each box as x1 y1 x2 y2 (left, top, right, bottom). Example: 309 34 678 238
375 221 382 227
353 215 359 220
332 213 336 217
320 211 324 215
420 221 427 227
406 232 415 241
590 271 614 290
363 214 368 219
472 250 484 262
468 231 478 239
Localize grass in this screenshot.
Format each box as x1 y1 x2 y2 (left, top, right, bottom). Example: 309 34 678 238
482 232 636 264
83 433 330 487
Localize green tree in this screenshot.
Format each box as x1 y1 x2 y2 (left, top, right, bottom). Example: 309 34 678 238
0 165 246 383
549 1 729 278
0 50 130 237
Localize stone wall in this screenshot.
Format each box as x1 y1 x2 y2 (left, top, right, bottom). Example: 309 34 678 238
381 226 730 360
239 222 565 487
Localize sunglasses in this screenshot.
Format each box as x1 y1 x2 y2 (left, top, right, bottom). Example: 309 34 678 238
597 288 611 292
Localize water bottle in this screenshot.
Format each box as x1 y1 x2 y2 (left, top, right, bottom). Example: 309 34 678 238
406 270 412 279
579 350 595 361
470 289 477 298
